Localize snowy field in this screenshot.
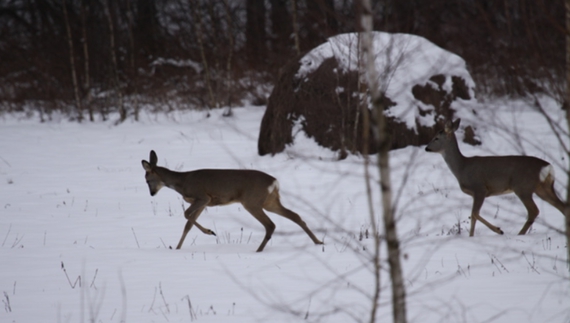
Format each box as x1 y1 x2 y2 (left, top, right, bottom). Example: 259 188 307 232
1 98 569 323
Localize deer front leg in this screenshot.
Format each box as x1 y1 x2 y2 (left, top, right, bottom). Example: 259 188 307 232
469 194 504 236
175 198 210 249
469 195 484 236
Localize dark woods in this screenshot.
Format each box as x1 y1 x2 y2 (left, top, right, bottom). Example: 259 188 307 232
0 0 563 121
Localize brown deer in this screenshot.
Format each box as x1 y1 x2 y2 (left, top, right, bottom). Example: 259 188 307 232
141 150 323 252
425 119 566 236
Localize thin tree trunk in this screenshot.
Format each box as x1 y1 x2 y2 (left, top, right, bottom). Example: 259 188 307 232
564 0 570 270
80 0 93 121
356 30 381 323
291 0 301 55
222 0 234 116
62 0 83 122
360 1 407 322
126 0 139 121
358 13 381 323
103 0 125 123
190 2 215 114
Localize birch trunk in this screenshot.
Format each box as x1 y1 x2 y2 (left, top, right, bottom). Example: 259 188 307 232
360 1 407 322
291 0 301 55
80 0 93 121
103 0 125 122
62 0 83 122
222 0 235 116
564 0 570 270
190 1 215 114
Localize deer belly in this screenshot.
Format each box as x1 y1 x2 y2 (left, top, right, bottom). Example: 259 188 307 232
459 185 513 197
207 195 237 206
487 188 514 197
183 195 237 206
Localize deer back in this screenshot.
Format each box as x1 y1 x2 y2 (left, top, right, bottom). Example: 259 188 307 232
176 169 277 206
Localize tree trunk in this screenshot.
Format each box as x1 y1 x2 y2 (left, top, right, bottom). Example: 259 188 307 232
80 0 93 121
103 0 125 122
190 1 215 113
564 0 570 270
62 0 83 122
222 0 235 115
246 0 266 67
126 0 139 121
290 0 301 55
360 1 407 322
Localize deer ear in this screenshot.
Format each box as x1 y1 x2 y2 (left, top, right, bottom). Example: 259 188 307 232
142 160 152 172
452 119 461 131
445 119 460 133
149 150 158 166
444 121 453 133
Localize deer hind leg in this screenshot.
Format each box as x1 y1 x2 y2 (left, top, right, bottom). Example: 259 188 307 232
242 204 276 252
535 179 567 216
469 194 504 236
515 191 539 235
263 191 323 245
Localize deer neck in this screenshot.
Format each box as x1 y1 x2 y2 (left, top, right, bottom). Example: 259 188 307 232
441 135 466 179
156 167 187 194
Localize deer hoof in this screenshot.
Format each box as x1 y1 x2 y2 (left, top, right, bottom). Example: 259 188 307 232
497 228 504 235
208 230 217 236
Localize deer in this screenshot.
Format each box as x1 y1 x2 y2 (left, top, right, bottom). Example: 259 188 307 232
425 119 566 236
141 150 324 252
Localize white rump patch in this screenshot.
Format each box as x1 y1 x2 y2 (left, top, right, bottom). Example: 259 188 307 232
539 165 553 182
267 180 280 194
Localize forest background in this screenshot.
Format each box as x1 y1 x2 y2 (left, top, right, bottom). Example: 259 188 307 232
0 0 563 121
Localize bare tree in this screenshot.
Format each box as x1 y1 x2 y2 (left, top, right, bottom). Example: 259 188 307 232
125 0 139 121
62 0 83 121
563 0 570 270
222 0 235 116
290 0 301 55
246 0 267 67
102 0 125 122
360 0 407 322
80 0 94 121
190 1 215 114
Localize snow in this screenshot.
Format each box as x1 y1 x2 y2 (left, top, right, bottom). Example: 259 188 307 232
0 97 569 322
296 32 476 129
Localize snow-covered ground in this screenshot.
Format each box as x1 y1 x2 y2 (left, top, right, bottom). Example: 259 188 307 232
0 98 569 323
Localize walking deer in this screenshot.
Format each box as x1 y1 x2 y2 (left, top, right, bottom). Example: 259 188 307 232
425 119 566 236
141 150 323 252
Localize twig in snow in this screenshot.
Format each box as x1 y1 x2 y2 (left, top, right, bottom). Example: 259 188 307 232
159 282 170 314
2 291 11 312
0 155 11 167
90 269 99 289
61 262 81 288
304 297 312 319
522 251 541 275
160 237 167 249
132 227 140 248
490 254 509 274
11 234 23 248
182 295 197 321
148 286 157 314
1 224 11 247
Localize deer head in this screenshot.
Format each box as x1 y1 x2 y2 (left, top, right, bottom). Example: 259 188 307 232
141 150 164 196
425 119 461 154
